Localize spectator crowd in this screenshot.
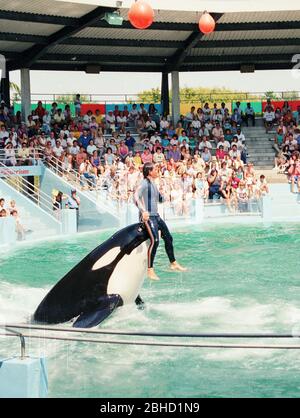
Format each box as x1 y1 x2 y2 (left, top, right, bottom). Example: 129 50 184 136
1 96 299 217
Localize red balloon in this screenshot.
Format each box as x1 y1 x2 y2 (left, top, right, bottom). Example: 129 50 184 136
128 0 154 30
199 12 215 34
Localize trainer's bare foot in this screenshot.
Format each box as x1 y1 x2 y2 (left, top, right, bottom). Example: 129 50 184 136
170 261 187 272
148 268 160 281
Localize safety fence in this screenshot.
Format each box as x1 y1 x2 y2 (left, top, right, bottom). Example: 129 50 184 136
2 323 300 351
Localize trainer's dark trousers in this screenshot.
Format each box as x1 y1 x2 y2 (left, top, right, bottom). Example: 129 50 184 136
144 215 176 268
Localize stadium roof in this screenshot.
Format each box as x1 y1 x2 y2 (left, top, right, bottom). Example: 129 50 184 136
1 0 300 73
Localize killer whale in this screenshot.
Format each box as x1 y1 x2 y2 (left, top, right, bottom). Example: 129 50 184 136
33 223 149 328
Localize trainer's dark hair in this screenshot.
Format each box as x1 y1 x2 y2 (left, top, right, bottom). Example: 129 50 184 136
143 162 154 178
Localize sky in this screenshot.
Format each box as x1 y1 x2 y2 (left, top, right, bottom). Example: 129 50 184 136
9 69 299 100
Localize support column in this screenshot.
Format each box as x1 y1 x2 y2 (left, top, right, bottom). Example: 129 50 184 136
21 68 31 121
171 71 180 126
161 72 169 116
0 70 10 107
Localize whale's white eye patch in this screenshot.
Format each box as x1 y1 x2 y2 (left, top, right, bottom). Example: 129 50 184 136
92 247 121 271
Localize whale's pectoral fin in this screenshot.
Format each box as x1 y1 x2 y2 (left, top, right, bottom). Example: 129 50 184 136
135 295 145 310
73 294 123 328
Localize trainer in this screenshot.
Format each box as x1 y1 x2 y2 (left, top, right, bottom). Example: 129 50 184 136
135 163 186 281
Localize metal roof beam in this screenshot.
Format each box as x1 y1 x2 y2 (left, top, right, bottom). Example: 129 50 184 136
28 61 294 73
1 9 300 32
9 6 116 70
64 37 182 48
1 32 300 50
30 63 163 72
92 19 300 32
180 62 294 72
166 13 223 71
40 53 166 64
0 10 77 26
185 53 298 64
0 32 48 44
195 38 300 49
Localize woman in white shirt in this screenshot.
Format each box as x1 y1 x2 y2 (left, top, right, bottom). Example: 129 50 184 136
87 139 97 156
160 117 169 132
116 111 127 134
4 143 17 166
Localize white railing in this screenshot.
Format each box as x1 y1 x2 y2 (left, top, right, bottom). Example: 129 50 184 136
0 161 60 221
0 148 42 166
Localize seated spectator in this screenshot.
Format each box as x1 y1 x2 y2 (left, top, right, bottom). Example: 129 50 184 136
198 136 212 151
236 180 249 212
274 107 282 124
133 151 142 167
35 101 46 122
107 138 117 154
273 128 284 155
4 143 17 166
231 108 242 127
184 106 196 129
145 116 156 134
124 131 136 152
264 108 276 132
18 142 31 165
203 103 211 122
244 103 255 127
216 145 227 161
201 146 212 165
53 109 65 127
53 140 65 163
264 98 274 112
256 175 269 198
129 104 139 124
282 101 291 115
160 116 169 132
141 147 153 164
86 139 97 156
90 150 102 176
106 111 116 133
26 115 36 137
153 147 165 164
116 111 127 134
229 144 241 160
167 144 181 162
118 140 129 163
76 146 87 169
212 122 224 145
79 160 97 189
104 147 116 166
161 133 170 151
78 129 91 149
150 131 161 145
207 169 222 200
148 104 160 125
283 110 295 126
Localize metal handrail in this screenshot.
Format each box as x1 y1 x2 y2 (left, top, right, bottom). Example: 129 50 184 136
0 161 59 220
2 324 300 350
12 91 300 105
42 150 98 193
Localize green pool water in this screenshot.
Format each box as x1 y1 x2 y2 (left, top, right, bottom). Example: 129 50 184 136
1 223 300 398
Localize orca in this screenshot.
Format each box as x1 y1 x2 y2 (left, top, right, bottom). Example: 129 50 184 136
33 223 149 328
